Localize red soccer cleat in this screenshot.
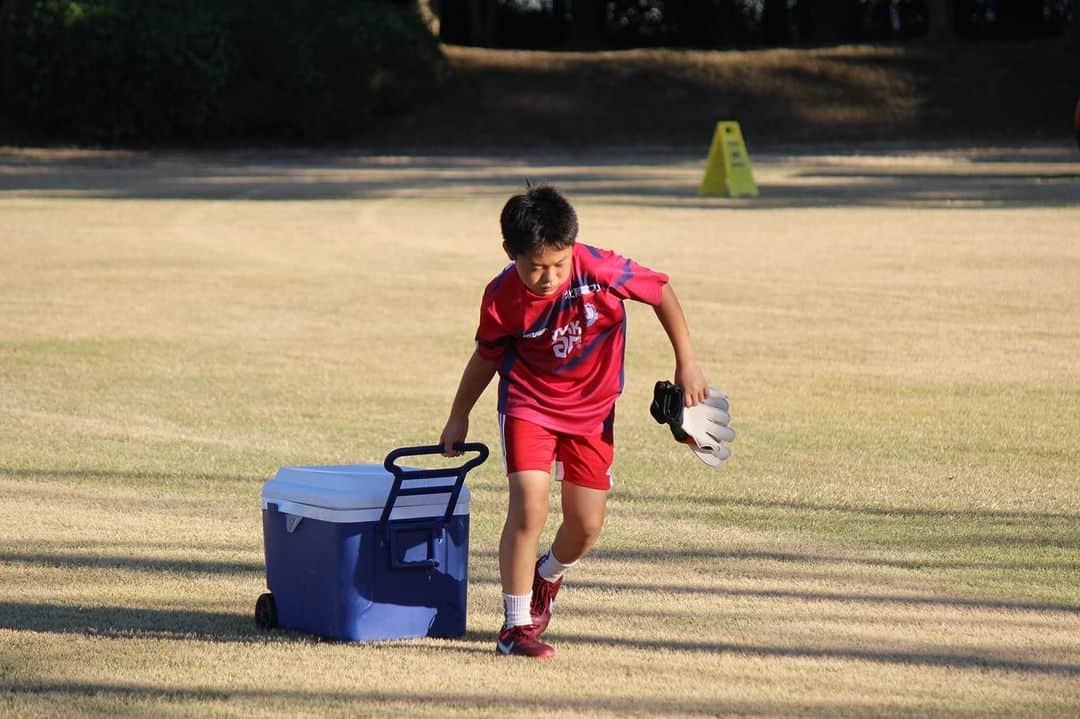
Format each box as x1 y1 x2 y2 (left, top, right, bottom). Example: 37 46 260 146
496 623 555 660
530 559 563 635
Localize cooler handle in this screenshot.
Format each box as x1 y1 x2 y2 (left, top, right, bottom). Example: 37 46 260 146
379 442 488 528
387 519 442 570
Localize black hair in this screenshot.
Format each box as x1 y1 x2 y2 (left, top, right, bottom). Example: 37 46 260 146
500 183 578 257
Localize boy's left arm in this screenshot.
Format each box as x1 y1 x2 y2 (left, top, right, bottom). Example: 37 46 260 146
654 283 709 407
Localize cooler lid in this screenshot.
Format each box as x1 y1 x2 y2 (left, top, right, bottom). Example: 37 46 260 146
261 463 470 512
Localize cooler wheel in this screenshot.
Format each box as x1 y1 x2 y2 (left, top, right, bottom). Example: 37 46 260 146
255 592 277 629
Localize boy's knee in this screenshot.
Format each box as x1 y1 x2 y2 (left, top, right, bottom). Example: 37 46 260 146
507 495 550 534
567 511 605 541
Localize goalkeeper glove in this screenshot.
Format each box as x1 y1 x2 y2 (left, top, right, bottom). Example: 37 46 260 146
650 381 735 467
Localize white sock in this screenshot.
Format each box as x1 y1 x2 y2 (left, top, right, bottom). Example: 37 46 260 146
502 592 532 628
538 548 576 582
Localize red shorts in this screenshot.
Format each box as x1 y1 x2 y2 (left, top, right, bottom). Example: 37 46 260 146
499 413 614 491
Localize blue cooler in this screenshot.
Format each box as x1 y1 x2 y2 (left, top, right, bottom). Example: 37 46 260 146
256 443 488 642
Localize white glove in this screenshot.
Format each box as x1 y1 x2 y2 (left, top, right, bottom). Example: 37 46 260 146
679 389 735 466
651 382 735 467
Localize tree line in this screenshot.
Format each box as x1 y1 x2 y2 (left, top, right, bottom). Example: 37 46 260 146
0 0 444 143
434 0 1079 50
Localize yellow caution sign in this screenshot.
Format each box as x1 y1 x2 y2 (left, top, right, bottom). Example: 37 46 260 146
699 121 758 197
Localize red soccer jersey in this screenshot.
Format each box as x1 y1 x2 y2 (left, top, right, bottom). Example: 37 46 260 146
475 243 669 435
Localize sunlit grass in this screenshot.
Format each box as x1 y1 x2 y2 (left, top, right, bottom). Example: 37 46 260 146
1 146 1078 717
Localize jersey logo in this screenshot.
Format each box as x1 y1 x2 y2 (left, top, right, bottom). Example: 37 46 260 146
522 327 547 339
551 320 582 358
584 303 599 327
563 282 601 300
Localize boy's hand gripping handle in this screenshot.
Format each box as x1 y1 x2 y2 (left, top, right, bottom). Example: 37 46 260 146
380 443 489 528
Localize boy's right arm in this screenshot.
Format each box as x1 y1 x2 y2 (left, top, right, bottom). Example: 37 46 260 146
439 349 497 456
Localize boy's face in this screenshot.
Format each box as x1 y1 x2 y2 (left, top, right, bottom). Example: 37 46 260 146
507 244 573 296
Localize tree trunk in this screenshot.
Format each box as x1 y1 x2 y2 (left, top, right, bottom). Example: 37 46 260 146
465 0 499 46
416 0 440 36
795 0 816 44
801 0 861 45
926 0 953 41
467 0 485 45
669 0 740 48
1068 0 1080 54
762 0 789 45
553 0 567 22
570 0 606 50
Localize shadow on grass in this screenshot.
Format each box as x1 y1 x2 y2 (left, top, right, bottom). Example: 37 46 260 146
0 601 266 642
549 632 1080 678
5 602 1076 679
1 147 1077 209
571 578 1080 615
472 545 1079 573
6 537 258 553
466 573 1080 615
0 466 264 485
0 602 488 653
619 490 1080 523
608 491 1080 572
0 548 262 576
561 604 1070 631
0 680 856 717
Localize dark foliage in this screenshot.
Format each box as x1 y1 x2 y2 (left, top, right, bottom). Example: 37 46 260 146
0 0 444 143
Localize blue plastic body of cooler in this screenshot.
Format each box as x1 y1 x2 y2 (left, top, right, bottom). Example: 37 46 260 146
260 461 471 643
262 506 469 642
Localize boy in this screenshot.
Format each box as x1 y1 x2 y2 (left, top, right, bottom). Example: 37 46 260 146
439 184 708 660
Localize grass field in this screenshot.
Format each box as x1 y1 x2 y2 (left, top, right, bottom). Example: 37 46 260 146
1 143 1078 718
